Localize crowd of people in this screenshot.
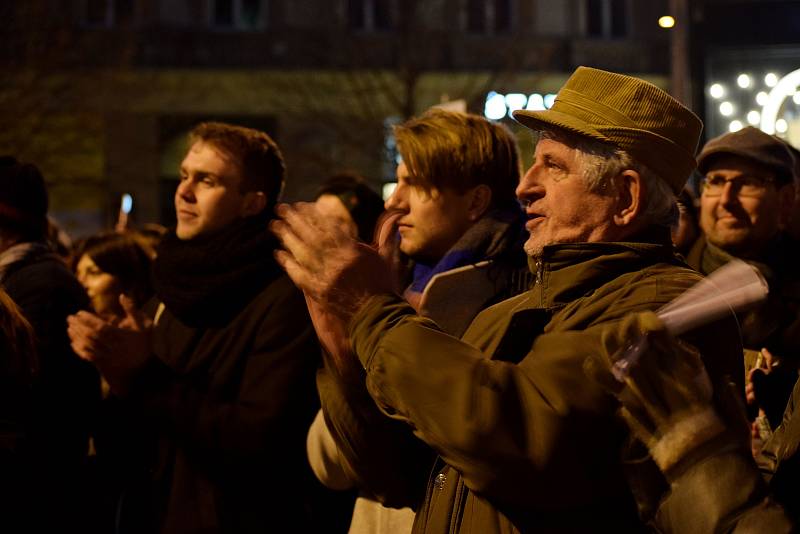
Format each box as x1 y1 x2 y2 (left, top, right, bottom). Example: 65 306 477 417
1 65 800 533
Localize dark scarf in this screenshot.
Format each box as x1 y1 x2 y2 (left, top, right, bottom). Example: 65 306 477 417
408 205 527 294
153 215 282 328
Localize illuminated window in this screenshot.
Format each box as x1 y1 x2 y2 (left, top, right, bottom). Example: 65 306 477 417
584 0 628 38
466 0 512 34
348 0 394 31
84 0 135 27
210 0 267 30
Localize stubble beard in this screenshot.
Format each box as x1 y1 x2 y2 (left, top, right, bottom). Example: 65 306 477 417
523 235 544 261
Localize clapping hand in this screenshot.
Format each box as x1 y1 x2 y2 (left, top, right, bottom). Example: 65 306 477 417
67 294 153 395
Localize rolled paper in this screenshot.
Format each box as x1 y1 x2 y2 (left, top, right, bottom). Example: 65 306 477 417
612 260 768 382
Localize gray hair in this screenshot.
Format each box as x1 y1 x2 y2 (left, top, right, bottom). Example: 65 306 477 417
539 130 678 228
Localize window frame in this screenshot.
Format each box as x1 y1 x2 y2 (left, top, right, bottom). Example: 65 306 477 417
209 0 269 31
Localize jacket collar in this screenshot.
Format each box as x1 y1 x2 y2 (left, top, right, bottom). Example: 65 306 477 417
526 230 679 309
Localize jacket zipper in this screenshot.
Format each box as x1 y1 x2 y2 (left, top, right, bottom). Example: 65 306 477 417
535 260 544 304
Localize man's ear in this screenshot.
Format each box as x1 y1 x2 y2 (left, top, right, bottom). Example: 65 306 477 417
612 169 643 228
467 184 492 221
241 191 267 217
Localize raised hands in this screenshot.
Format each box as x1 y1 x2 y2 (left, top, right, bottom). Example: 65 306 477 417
67 294 153 395
271 203 402 377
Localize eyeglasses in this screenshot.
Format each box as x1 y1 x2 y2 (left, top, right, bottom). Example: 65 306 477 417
701 174 775 197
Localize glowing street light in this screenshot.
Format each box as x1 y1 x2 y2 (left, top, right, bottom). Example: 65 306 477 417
760 68 800 134
765 73 779 87
484 92 507 120
719 101 734 116
737 74 752 89
658 16 675 28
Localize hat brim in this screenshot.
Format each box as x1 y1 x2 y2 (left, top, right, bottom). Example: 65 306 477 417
512 109 611 144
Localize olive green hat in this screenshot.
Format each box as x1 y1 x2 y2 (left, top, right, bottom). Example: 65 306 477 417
513 66 703 195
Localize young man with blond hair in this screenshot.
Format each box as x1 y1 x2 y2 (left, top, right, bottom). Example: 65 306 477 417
306 109 531 533
69 122 321 533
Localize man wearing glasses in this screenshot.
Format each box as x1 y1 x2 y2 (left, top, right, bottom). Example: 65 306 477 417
688 126 799 431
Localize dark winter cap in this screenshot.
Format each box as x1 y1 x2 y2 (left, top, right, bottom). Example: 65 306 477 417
512 66 703 195
0 156 49 239
697 126 795 185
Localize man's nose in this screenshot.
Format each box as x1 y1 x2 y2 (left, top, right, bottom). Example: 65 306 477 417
516 164 544 203
718 181 739 207
176 180 195 201
384 184 407 211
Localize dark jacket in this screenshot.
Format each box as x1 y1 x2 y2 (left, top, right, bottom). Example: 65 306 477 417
1 243 100 531
346 239 744 533
1 243 99 464
687 235 800 362
759 378 800 524
127 272 321 533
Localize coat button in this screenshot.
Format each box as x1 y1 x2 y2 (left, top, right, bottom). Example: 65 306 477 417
434 472 447 490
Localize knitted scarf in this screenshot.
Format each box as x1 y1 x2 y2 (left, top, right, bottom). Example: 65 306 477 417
153 214 282 328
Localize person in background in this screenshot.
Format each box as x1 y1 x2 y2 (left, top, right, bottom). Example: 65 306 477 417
47 215 73 260
274 67 745 533
315 172 385 243
0 155 100 532
72 231 156 533
0 288 38 532
135 222 169 255
67 122 321 533
74 231 155 319
306 109 530 534
306 172 386 533
781 142 800 243
672 187 699 256
687 128 800 433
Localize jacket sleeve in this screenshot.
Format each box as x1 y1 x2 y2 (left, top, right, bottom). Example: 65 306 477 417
655 448 793 533
126 278 321 475
315 362 435 508
350 294 636 511
350 289 749 517
758 379 800 481
757 379 800 522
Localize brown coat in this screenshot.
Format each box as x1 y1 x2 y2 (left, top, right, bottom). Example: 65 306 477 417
346 240 744 533
129 272 320 533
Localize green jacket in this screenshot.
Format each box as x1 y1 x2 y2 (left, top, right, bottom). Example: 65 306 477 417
347 240 744 533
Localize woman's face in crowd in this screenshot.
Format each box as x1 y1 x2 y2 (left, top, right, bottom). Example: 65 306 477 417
315 194 358 238
76 254 123 318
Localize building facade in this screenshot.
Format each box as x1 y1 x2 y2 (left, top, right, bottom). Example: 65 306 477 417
2 0 671 236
